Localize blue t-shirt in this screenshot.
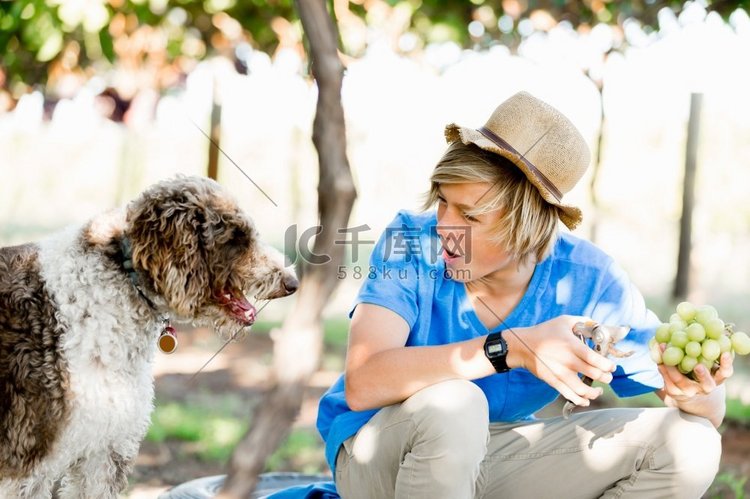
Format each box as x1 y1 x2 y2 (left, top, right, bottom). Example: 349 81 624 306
316 210 664 473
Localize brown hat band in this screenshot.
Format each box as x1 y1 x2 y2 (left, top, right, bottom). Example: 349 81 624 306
478 126 563 202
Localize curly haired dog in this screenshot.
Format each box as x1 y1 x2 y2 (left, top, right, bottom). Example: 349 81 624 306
0 176 299 498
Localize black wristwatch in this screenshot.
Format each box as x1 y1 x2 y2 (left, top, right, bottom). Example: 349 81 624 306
484 331 510 373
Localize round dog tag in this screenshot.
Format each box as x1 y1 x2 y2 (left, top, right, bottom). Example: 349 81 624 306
158 326 178 354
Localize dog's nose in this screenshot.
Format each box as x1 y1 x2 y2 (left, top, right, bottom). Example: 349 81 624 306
282 275 299 294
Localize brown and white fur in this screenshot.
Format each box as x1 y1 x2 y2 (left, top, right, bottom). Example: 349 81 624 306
0 176 298 498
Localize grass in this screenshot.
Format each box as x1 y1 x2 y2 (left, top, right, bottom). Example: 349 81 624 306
146 401 328 473
705 472 748 499
146 402 248 462
726 398 750 421
266 429 328 475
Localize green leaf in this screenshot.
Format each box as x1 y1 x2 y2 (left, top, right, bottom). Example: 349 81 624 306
99 29 115 63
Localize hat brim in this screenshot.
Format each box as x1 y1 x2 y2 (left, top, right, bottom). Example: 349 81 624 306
445 124 583 230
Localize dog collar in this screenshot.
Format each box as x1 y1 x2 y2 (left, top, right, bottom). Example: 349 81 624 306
120 236 177 354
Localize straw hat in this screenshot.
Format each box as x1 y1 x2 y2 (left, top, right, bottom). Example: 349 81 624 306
445 91 590 230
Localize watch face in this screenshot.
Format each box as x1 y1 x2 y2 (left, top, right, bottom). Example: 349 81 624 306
487 342 505 355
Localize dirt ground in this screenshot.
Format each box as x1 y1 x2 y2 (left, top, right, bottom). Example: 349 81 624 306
126 327 750 498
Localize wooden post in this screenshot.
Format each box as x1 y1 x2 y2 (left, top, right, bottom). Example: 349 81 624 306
207 75 222 180
673 93 702 300
588 86 605 244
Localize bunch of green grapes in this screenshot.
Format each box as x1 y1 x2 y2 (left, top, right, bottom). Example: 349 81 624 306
649 302 750 378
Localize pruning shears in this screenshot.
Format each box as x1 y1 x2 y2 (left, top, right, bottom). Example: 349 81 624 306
562 321 633 419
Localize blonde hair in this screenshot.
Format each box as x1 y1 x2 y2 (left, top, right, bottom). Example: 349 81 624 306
422 141 560 263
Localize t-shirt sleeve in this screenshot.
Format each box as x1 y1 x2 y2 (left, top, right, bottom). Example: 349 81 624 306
347 211 421 329
589 261 664 397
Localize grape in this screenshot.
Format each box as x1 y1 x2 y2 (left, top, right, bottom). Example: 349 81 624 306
679 355 698 374
685 341 702 358
669 330 689 349
701 339 721 361
718 335 732 354
704 318 725 340
662 346 684 366
731 331 750 355
669 319 688 332
695 305 718 325
655 323 671 343
651 302 748 379
686 323 706 342
676 301 697 322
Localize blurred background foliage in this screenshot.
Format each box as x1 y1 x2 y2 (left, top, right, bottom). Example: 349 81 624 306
2 0 749 102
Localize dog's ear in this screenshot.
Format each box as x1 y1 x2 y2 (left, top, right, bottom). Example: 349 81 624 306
126 188 212 317
205 218 255 290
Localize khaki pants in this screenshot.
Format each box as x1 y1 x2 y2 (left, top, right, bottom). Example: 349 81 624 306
335 380 721 499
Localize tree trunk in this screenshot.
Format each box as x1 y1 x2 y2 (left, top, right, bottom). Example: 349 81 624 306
673 93 702 300
217 1 356 497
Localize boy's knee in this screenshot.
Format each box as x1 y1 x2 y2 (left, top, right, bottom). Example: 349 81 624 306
403 380 489 450
659 409 721 493
405 379 488 421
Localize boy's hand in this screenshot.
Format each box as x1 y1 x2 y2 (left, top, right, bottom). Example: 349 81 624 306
505 315 617 407
658 349 733 402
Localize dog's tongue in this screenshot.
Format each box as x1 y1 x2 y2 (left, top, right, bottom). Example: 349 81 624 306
218 291 256 325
